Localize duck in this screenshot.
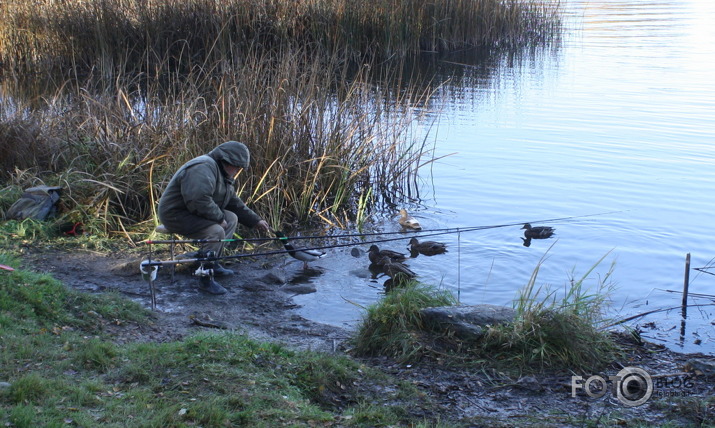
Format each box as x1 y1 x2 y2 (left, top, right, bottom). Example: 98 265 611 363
398 209 422 231
368 244 408 265
521 223 555 239
408 237 447 256
380 256 417 282
274 231 327 269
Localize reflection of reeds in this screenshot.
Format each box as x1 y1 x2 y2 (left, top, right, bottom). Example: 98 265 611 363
0 0 562 234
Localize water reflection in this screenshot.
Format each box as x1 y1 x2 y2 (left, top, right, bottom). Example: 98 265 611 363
286 266 324 284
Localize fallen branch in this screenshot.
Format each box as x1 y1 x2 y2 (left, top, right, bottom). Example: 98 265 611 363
602 303 715 329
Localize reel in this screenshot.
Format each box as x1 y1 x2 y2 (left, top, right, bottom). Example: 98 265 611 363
193 250 217 278
194 265 214 277
140 260 160 282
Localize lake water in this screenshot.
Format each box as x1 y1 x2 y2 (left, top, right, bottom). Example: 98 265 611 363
291 0 715 355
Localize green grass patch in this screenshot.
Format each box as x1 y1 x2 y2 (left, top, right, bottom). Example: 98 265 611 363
660 396 715 427
0 262 432 427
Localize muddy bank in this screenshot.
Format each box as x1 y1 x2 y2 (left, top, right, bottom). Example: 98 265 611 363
18 246 715 426
20 245 349 352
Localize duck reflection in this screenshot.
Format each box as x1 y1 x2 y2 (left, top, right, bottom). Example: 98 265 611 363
287 266 324 284
383 278 397 293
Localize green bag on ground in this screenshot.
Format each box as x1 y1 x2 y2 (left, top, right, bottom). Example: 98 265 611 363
5 185 63 221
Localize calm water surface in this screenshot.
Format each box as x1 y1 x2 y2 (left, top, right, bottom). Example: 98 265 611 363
293 0 715 355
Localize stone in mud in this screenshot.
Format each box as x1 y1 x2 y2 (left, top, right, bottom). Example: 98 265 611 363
420 304 516 341
683 358 715 377
262 269 287 285
109 260 144 277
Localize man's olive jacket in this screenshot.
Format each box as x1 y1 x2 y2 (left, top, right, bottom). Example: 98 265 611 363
158 141 261 234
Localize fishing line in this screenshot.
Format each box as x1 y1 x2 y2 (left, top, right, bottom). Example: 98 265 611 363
693 267 715 277
141 228 479 267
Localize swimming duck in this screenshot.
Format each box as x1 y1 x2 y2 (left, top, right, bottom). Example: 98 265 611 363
521 223 555 239
398 209 422 231
380 257 417 282
368 244 408 265
274 231 327 269
408 237 448 256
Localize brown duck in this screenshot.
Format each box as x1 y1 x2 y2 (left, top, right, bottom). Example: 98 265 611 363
398 209 422 231
380 257 417 282
409 238 448 256
368 245 408 265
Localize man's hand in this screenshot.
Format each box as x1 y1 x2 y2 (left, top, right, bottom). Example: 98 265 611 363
255 220 271 233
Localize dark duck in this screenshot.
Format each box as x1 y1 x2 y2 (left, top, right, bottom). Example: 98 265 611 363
380 257 417 282
409 238 448 256
521 223 555 239
368 245 408 265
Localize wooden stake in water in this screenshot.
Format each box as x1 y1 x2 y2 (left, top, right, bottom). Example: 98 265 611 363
682 253 690 317
457 230 461 304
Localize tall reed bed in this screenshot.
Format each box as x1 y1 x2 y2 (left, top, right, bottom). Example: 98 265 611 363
0 0 562 78
1 46 434 236
0 0 562 235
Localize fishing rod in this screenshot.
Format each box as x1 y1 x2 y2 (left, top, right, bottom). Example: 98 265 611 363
141 209 627 245
267 209 629 241
693 267 715 277
140 223 512 267
601 303 715 329
140 230 440 268
140 210 629 267
138 209 626 310
142 225 492 246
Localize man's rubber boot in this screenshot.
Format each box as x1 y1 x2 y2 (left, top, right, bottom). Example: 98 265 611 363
212 263 235 276
198 276 227 295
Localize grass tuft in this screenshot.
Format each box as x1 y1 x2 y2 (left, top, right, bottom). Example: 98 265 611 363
6 373 49 404
73 339 118 372
479 251 618 372
352 281 457 362
351 252 618 373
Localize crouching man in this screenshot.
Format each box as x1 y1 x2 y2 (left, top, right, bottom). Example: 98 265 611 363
158 141 271 294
